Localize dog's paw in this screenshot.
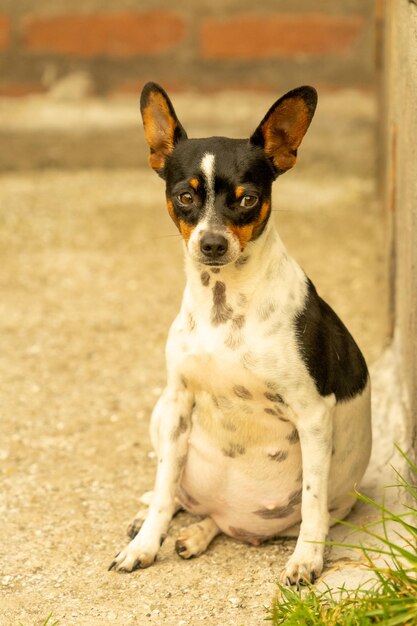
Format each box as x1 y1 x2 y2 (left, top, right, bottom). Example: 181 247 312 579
108 542 156 573
175 528 203 559
126 509 148 539
175 519 219 559
280 552 323 587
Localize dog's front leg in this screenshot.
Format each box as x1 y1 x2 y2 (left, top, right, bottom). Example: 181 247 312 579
109 386 193 572
281 400 334 585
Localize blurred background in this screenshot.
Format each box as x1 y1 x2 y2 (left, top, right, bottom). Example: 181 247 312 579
0 0 379 169
1 2 416 625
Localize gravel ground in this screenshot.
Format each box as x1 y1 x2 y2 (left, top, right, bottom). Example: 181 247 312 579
0 91 389 625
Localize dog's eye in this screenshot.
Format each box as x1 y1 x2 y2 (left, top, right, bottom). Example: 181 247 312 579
177 192 194 207
240 195 258 209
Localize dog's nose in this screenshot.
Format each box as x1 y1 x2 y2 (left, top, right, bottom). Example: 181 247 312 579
200 233 228 259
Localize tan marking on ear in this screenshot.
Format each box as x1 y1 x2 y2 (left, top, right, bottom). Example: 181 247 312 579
142 91 177 172
261 97 311 171
227 200 271 250
189 178 199 191
235 186 245 199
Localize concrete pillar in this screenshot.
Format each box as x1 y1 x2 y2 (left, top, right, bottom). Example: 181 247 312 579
382 0 417 454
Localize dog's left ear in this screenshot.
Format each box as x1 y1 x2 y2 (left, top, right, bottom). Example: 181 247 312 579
250 86 317 176
140 82 188 178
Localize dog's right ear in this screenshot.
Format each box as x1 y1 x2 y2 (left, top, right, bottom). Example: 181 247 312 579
140 82 188 178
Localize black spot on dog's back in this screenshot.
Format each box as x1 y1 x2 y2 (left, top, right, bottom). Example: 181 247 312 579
295 278 368 402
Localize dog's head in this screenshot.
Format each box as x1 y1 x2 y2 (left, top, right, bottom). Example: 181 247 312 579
140 83 317 267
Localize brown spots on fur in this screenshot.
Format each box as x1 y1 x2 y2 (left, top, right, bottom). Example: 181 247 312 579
287 428 300 444
235 255 250 268
268 450 288 462
181 375 188 389
175 454 187 481
227 200 270 249
225 314 246 350
211 267 220 274
222 443 246 458
221 418 237 432
233 385 252 400
253 488 302 519
187 312 196 332
258 300 276 322
235 185 245 199
171 415 188 441
211 281 233 325
225 332 242 350
264 391 285 404
232 314 245 329
189 177 199 191
228 526 269 546
264 407 282 417
201 271 210 286
241 351 258 370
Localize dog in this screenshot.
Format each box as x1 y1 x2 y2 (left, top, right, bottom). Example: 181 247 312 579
109 83 372 585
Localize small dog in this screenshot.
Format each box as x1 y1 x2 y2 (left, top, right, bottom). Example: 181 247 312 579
109 83 372 585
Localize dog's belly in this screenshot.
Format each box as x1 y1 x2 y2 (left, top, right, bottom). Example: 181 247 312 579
178 393 303 542
176 383 372 543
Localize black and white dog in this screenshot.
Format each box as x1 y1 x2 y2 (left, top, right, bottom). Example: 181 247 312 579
109 83 371 585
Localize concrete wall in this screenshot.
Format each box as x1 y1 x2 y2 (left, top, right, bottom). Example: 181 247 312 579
382 0 417 453
0 0 375 96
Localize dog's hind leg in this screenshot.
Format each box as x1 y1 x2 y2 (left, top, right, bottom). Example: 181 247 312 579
175 517 221 559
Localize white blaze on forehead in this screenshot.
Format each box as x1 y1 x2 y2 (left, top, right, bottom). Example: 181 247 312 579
200 152 216 206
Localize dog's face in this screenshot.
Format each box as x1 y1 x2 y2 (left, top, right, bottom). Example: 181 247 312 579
140 83 317 266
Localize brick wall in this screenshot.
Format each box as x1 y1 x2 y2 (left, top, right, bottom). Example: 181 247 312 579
0 0 375 96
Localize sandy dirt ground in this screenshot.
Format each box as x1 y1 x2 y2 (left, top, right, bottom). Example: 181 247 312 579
0 91 389 625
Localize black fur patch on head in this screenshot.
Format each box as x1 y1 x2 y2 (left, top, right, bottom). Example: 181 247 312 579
295 279 368 402
163 137 275 238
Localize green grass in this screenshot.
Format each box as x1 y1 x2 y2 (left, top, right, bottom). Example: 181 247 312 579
267 448 417 626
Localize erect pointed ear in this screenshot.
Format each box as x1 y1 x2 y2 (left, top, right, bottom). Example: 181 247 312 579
250 86 317 176
140 82 188 177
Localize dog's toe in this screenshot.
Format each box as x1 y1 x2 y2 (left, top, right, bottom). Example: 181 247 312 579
280 552 323 586
108 544 156 573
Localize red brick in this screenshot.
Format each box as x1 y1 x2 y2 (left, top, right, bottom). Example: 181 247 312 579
0 14 11 50
201 14 365 59
23 12 185 57
0 82 46 97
